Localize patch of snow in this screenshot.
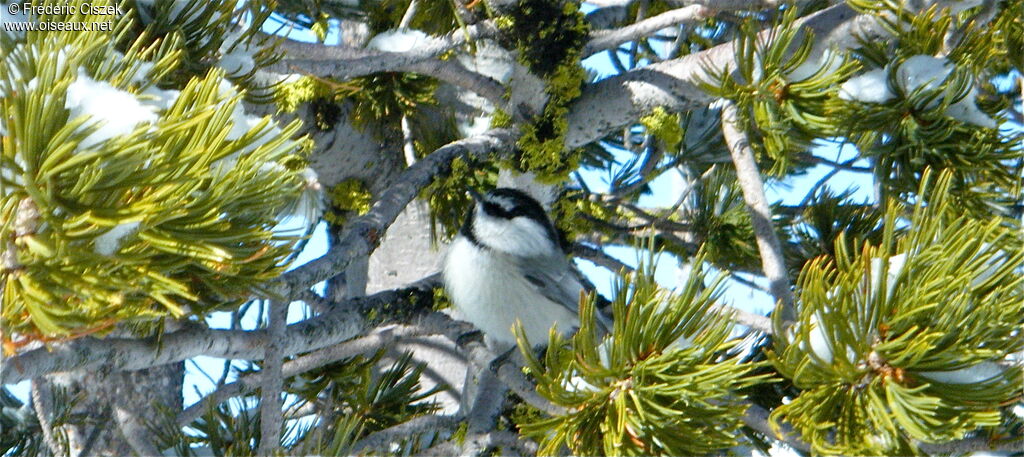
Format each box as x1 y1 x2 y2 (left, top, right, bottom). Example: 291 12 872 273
787 49 843 82
918 361 1004 384
896 55 953 95
869 253 906 300
139 86 181 112
895 55 996 126
457 41 515 84
839 68 895 103
65 70 159 149
366 28 435 53
94 221 140 255
457 115 492 138
218 30 258 78
949 0 983 14
946 86 997 128
563 375 600 393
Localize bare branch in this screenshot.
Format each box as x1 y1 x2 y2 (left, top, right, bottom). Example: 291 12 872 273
351 414 462 453
273 129 516 299
584 5 710 56
712 304 774 335
30 379 66 457
2 281 437 384
270 21 498 80
257 300 287 456
177 322 431 426
112 404 163 457
572 243 634 273
721 102 796 323
416 431 538 457
919 434 1024 454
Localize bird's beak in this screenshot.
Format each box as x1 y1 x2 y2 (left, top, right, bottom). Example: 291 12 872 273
467 187 483 202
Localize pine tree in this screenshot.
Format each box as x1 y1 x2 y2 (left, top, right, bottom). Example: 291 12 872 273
1 0 1021 456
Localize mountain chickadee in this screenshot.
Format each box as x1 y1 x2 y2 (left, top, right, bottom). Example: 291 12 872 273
443 188 593 348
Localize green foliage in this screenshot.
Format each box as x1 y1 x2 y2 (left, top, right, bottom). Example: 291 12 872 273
835 1 1022 214
273 75 333 114
786 189 886 279
135 0 281 102
498 0 589 182
701 8 859 175
0 2 309 338
769 170 1024 455
689 169 760 272
288 351 443 454
342 72 440 131
548 189 625 241
515 252 767 456
0 386 79 456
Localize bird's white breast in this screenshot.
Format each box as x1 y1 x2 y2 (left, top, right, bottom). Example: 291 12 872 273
443 236 579 348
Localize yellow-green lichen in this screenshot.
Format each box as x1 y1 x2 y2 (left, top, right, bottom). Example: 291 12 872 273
324 178 373 226
274 75 333 113
497 0 589 183
490 109 513 129
421 157 498 241
640 107 683 151
550 192 625 239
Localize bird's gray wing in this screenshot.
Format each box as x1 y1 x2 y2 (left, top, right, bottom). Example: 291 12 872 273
515 254 612 335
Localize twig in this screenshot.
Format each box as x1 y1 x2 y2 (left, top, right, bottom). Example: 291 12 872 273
176 322 429 426
257 300 288 455
351 414 462 453
572 243 634 273
30 378 66 457
112 403 163 457
415 431 538 457
3 278 438 384
720 102 796 324
742 402 812 453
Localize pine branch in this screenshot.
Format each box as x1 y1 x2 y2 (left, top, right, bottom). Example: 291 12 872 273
176 321 432 427
351 414 463 453
721 101 796 323
584 5 710 56
415 431 537 457
257 300 287 456
112 404 163 457
566 1 968 149
1 280 439 384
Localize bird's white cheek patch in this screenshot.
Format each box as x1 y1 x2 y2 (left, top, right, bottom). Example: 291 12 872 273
472 212 555 257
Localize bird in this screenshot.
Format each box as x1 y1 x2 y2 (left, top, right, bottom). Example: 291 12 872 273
443 187 605 349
